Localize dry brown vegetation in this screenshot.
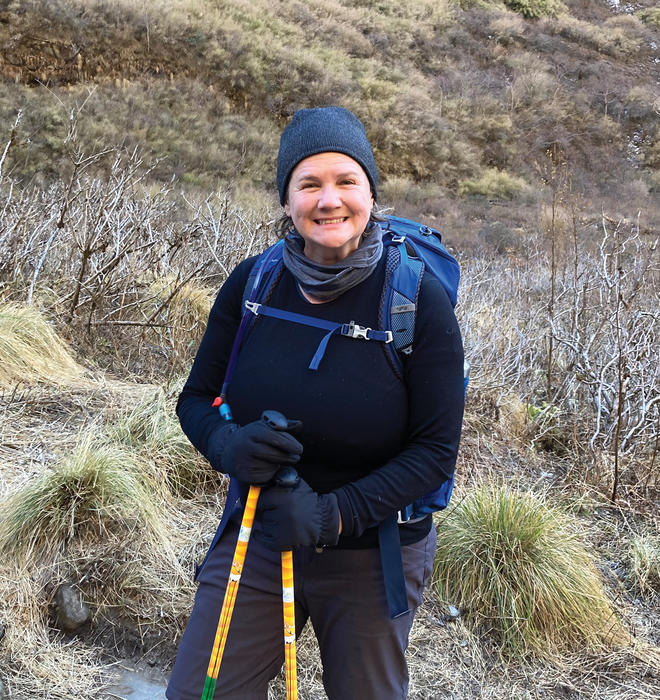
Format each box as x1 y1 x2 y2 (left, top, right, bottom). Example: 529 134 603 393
0 0 658 226
0 0 658 698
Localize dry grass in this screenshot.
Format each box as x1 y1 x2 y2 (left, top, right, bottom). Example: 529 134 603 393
628 533 660 597
271 586 660 699
148 276 213 330
432 483 629 659
107 387 215 497
0 351 657 698
0 570 108 699
0 412 218 698
0 434 165 564
3 0 657 213
0 304 83 387
145 276 214 370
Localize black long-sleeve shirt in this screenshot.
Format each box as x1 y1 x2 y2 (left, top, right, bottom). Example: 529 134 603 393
177 250 464 548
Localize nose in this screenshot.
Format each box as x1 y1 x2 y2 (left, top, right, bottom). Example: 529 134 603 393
317 184 342 210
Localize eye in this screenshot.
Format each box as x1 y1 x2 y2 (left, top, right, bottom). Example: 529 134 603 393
340 179 357 186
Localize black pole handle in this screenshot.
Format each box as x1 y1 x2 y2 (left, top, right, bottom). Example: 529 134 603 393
261 409 289 431
260 410 301 488
274 466 300 488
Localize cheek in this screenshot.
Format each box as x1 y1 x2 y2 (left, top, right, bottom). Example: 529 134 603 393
285 194 311 220
356 192 373 215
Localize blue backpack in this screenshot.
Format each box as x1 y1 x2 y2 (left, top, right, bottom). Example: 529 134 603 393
214 215 466 617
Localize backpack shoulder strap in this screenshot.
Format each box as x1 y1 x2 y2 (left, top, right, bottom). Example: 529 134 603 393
380 221 425 376
242 239 286 309
214 241 286 417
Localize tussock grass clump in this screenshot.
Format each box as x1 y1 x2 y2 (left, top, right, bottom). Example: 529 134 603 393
108 388 213 497
433 484 627 659
145 277 214 371
627 533 660 596
149 276 213 331
0 304 83 387
459 167 529 200
0 436 164 563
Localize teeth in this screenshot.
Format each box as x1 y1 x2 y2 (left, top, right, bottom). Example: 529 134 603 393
317 218 346 224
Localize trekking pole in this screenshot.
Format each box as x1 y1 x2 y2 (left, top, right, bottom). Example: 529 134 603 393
201 482 260 700
201 410 297 700
273 467 300 700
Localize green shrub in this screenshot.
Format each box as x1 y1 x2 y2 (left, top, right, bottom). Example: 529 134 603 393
504 0 563 18
459 167 528 199
459 0 562 17
638 7 660 29
433 484 627 658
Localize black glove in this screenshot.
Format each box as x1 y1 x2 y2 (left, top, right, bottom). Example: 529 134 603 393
206 416 303 485
254 477 341 551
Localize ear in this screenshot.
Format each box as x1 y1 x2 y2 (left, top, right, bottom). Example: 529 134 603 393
284 201 291 217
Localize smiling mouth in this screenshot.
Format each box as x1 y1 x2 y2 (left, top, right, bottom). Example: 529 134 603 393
315 217 348 225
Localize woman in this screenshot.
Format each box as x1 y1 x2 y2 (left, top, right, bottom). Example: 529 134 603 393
166 106 464 700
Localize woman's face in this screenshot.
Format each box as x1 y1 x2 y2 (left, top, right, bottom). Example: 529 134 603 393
285 152 374 265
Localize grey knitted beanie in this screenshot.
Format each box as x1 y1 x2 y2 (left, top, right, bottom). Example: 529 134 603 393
276 106 379 205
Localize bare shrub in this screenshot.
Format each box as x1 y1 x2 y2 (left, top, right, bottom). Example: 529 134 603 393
457 198 658 500
478 221 519 254
457 246 547 400
0 144 271 378
548 216 659 497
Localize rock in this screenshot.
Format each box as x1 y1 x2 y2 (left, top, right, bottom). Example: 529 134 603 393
446 604 460 621
105 667 168 700
53 583 90 631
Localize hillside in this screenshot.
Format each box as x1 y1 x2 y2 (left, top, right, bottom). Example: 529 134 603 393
0 0 658 235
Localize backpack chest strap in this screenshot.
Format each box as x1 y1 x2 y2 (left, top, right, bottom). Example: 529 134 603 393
244 300 393 370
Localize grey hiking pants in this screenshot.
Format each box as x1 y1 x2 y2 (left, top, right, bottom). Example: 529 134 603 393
166 517 436 700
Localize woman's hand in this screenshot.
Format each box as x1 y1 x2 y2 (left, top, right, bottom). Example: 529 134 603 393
255 478 341 551
206 415 303 485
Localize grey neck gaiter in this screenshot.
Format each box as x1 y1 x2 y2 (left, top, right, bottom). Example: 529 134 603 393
282 223 384 301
